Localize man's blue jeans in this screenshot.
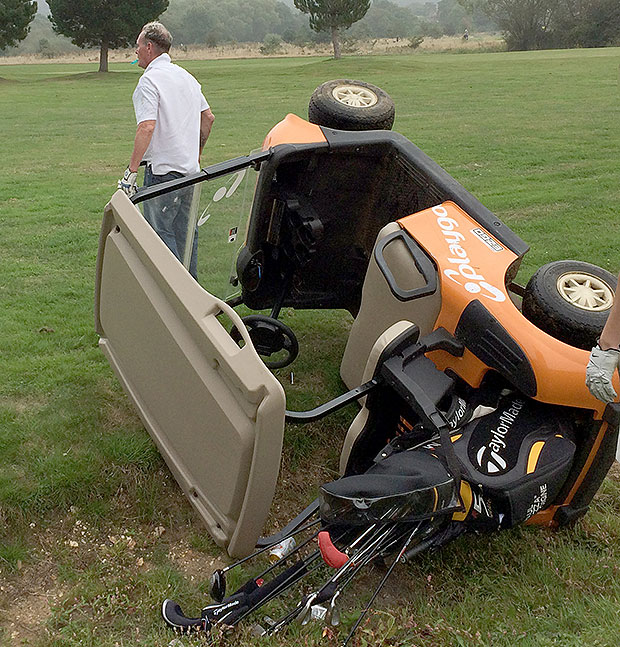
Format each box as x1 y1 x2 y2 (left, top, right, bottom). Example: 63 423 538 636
143 166 198 279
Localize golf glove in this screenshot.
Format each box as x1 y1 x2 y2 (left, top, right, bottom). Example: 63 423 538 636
586 345 620 403
118 167 138 197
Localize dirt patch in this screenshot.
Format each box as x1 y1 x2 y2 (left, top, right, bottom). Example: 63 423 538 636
167 541 227 582
0 561 64 646
0 395 49 416
608 461 620 481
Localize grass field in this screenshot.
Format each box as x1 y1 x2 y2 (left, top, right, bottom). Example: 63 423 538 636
1 47 620 646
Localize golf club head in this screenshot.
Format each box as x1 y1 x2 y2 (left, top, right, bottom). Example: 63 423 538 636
296 593 317 625
304 604 327 625
329 605 341 626
327 592 341 626
209 569 226 602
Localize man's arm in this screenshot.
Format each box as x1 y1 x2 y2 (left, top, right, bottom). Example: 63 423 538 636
199 108 215 160
586 270 620 402
598 273 620 349
129 120 157 172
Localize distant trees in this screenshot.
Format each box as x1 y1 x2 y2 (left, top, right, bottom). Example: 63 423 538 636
349 0 424 39
294 0 371 58
553 0 620 48
468 0 558 50
162 0 310 48
0 0 36 49
11 0 617 58
47 0 168 72
460 0 620 50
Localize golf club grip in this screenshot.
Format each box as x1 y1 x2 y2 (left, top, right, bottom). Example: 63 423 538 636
161 599 202 629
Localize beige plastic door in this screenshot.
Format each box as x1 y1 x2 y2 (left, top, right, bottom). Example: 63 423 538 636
95 191 286 557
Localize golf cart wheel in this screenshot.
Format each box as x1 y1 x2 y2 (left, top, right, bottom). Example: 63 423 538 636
308 79 395 131
522 260 616 350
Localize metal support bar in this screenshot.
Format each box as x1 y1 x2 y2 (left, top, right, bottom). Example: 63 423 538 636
131 150 272 205
285 379 380 423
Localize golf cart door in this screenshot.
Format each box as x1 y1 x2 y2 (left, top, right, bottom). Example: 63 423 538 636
95 191 286 557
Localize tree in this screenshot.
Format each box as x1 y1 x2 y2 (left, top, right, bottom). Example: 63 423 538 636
0 0 36 50
460 0 619 50
294 0 371 58
459 0 558 50
437 0 469 36
349 0 422 40
47 0 169 72
553 0 620 48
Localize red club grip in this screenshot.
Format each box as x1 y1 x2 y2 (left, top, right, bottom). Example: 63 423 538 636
318 531 348 568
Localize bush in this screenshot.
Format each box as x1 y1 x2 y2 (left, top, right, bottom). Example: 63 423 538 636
419 20 443 39
259 33 283 55
408 35 424 49
204 30 221 48
37 38 59 59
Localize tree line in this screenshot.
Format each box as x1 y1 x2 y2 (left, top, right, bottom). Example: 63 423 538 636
1 0 491 65
2 0 619 70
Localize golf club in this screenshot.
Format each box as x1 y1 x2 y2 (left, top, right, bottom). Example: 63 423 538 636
209 517 321 602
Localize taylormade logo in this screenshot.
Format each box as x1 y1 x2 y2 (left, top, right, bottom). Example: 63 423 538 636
476 399 525 474
433 206 506 302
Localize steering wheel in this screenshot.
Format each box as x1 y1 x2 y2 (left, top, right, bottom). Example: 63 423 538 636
230 314 299 369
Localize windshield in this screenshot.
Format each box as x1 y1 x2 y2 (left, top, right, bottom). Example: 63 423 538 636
132 152 266 302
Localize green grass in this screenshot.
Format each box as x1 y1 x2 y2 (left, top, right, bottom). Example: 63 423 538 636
1 47 620 645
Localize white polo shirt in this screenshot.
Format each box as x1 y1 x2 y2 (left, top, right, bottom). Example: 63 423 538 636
133 53 209 175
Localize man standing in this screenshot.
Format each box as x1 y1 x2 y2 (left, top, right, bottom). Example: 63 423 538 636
118 22 214 278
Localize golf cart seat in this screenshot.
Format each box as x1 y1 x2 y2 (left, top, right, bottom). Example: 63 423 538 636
340 222 442 389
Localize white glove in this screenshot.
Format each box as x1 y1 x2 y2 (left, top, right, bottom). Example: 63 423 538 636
586 345 620 403
118 167 138 197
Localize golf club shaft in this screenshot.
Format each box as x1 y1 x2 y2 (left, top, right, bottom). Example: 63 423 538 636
280 522 400 631
341 526 421 647
223 517 321 573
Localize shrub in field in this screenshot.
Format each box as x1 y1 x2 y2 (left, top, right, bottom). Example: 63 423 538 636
259 33 283 55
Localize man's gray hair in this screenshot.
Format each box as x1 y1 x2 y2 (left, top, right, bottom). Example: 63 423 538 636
141 22 172 52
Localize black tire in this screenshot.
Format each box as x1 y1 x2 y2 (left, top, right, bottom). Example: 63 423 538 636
522 260 616 350
308 79 395 131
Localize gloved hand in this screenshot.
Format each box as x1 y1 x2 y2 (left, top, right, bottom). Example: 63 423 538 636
118 167 138 197
586 345 620 403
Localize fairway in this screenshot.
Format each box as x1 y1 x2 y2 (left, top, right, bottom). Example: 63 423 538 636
2 48 620 646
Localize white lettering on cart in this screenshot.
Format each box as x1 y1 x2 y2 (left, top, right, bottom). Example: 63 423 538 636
433 206 506 303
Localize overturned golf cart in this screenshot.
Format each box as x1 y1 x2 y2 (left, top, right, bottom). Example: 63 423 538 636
95 80 619 640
